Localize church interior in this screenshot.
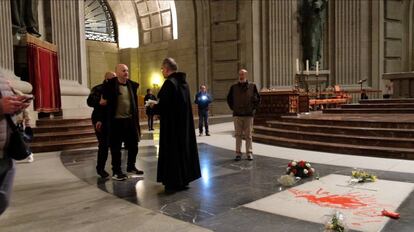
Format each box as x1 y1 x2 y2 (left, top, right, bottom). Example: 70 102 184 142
1 0 414 231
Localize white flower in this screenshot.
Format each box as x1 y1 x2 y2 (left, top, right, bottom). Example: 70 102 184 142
303 169 309 174
286 167 291 171
311 168 315 172
305 163 311 168
291 161 297 166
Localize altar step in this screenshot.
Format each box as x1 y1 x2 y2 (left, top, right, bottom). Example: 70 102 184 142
279 116 414 129
31 117 97 153
254 126 414 149
253 133 414 160
359 98 414 104
252 115 414 159
323 108 414 114
323 98 414 114
265 120 414 138
341 103 414 109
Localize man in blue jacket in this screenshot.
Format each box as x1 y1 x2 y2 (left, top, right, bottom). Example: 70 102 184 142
194 85 212 136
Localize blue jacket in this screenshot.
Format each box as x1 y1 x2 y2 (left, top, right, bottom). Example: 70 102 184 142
194 92 212 110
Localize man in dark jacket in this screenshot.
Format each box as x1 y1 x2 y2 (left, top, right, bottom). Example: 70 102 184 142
87 71 115 179
151 57 201 191
102 64 143 181
194 85 212 136
144 88 157 131
227 69 260 161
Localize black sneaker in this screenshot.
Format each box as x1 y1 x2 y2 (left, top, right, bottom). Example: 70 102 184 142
97 169 110 179
127 167 144 175
234 154 242 161
112 172 128 181
206 133 210 136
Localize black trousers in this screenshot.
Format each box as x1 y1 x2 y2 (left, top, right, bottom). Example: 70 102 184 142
147 114 154 130
94 123 108 172
11 0 38 30
110 118 138 173
198 108 209 134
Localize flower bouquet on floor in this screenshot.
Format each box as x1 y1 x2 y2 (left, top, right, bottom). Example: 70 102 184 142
277 174 297 187
286 160 315 178
324 211 348 232
350 169 377 183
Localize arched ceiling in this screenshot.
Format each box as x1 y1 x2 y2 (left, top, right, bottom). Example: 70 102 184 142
106 0 178 48
107 0 139 48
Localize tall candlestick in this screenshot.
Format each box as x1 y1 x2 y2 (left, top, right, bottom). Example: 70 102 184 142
316 61 319 76
306 60 309 75
296 58 300 74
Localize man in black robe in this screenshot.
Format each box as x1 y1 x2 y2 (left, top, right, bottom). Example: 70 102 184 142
151 57 201 191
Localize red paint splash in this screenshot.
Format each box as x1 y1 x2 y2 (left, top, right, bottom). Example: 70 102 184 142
288 187 395 226
289 188 371 209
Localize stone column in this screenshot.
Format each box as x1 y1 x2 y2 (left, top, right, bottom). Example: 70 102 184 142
259 0 300 88
51 0 87 85
50 0 90 117
332 0 371 87
0 0 32 93
0 0 14 71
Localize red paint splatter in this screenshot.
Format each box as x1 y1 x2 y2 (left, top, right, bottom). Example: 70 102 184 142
289 188 370 209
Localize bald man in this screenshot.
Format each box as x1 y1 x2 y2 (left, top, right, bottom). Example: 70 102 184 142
102 64 143 181
87 71 115 179
227 69 260 161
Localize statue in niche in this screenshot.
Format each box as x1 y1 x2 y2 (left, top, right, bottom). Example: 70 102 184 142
300 0 327 69
11 0 41 37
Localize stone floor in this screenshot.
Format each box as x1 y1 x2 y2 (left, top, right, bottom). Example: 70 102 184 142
1 121 414 231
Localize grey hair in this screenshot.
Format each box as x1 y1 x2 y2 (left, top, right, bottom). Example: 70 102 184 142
162 57 178 71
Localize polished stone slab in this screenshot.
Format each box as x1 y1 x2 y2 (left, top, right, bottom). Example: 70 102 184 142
61 143 414 232
245 174 414 232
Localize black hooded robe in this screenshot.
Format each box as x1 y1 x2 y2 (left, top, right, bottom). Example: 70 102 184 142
153 72 201 187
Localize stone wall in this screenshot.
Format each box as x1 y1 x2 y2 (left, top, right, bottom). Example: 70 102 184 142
193 0 255 114
119 0 198 98
86 41 119 88
383 0 407 73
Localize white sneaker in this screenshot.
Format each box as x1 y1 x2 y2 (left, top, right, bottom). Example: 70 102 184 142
247 154 253 161
27 154 34 163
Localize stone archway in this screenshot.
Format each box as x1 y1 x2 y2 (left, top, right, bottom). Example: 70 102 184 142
107 0 139 49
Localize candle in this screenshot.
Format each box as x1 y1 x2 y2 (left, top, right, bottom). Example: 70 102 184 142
296 58 300 74
306 60 309 74
316 61 319 76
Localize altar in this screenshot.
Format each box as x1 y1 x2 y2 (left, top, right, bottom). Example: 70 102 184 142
295 70 330 94
383 72 414 98
254 90 309 125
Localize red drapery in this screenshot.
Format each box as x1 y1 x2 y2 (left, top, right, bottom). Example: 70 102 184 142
26 35 61 113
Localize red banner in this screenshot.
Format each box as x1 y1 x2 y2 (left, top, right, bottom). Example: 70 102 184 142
26 35 61 113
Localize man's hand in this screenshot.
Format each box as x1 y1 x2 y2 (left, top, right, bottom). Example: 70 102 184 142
99 96 107 106
16 95 32 110
1 96 24 114
95 121 102 132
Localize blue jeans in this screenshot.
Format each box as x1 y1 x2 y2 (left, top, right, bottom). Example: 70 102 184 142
198 109 209 134
0 158 15 215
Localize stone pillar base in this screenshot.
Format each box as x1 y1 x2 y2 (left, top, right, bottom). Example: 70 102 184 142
60 80 92 118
